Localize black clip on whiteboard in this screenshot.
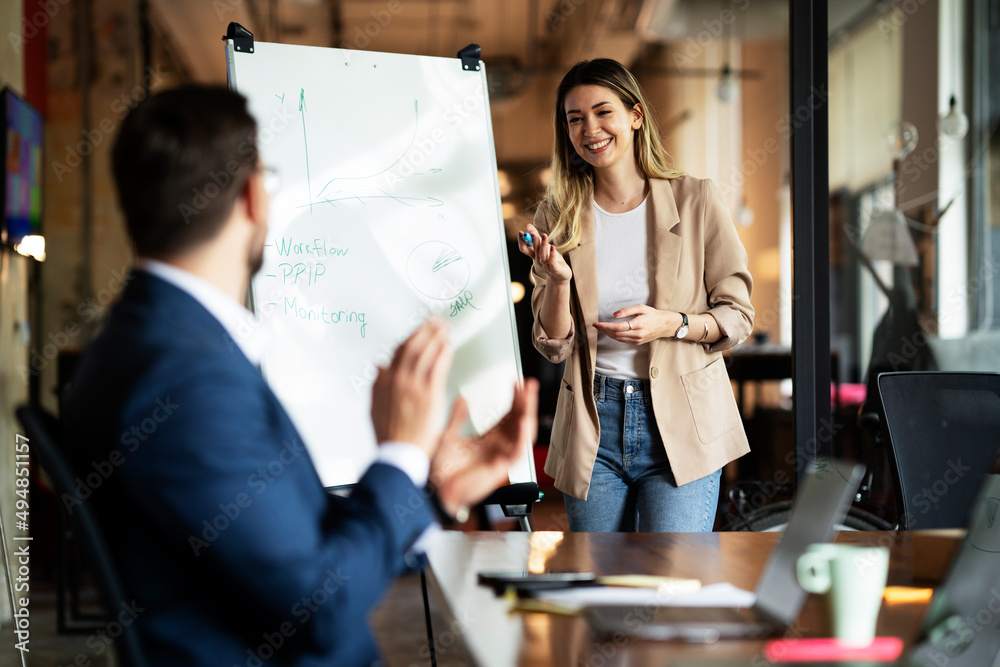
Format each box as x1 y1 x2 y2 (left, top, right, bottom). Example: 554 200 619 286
224 22 254 53
457 44 481 72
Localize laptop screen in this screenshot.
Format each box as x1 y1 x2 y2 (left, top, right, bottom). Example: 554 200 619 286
907 466 1000 667
753 460 865 626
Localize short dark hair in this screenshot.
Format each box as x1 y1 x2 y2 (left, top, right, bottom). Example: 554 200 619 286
111 85 259 258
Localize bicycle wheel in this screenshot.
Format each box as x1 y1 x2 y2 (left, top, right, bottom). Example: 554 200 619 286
727 502 894 532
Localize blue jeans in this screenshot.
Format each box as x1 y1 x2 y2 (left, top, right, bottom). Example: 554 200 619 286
563 374 721 532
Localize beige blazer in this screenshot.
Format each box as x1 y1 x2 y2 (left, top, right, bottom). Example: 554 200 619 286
531 176 754 500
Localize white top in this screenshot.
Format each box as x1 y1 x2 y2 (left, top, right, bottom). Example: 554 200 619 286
593 197 651 380
135 258 430 488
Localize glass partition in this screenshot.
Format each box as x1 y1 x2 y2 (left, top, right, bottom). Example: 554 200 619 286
827 0 1000 526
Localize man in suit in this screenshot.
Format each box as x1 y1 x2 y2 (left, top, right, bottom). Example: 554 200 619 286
63 85 537 666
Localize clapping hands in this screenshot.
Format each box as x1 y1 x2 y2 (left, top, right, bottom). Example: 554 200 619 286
370 319 539 516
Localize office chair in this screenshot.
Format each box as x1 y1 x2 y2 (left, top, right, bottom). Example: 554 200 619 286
876 372 1000 530
16 405 149 667
473 481 539 531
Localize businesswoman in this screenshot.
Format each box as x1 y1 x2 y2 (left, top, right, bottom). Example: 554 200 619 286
519 59 754 532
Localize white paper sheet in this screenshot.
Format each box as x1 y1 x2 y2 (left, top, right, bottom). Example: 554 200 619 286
533 582 757 611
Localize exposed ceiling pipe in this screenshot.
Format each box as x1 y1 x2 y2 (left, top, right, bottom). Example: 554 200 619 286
548 0 644 68
329 0 343 47
244 0 266 43
529 0 538 69
269 0 279 40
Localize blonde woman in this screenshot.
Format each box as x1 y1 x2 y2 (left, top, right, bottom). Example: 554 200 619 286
519 59 754 532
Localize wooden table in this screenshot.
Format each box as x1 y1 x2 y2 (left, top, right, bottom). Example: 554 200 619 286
372 530 962 667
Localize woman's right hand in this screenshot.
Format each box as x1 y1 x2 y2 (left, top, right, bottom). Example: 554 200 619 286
518 223 573 283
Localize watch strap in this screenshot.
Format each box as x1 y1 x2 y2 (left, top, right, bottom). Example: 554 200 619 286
428 487 470 526
675 312 689 338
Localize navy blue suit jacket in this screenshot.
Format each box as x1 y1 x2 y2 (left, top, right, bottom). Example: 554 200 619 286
63 271 435 666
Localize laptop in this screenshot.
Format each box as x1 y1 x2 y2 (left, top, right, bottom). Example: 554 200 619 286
585 459 865 643
905 459 1000 667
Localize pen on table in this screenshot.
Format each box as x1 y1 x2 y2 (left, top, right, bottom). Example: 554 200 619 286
521 232 533 247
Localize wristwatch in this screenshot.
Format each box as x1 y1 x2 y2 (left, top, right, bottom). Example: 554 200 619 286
429 487 470 526
675 312 689 339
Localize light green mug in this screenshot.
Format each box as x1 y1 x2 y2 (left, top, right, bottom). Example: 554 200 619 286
796 544 890 645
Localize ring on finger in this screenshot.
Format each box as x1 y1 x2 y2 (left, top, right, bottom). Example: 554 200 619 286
627 320 632 331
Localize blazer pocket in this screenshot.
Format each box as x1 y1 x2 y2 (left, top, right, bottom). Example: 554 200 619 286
550 379 576 455
680 357 742 444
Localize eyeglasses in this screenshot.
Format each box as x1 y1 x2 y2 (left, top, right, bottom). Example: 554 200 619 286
256 165 281 195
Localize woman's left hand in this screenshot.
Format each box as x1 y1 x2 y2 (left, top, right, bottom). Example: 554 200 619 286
592 305 679 345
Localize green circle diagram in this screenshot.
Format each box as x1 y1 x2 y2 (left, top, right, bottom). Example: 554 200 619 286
406 240 470 301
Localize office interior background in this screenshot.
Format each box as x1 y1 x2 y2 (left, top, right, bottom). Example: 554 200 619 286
0 0 998 642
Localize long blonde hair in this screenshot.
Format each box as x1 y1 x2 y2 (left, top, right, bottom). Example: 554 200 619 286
540 59 683 254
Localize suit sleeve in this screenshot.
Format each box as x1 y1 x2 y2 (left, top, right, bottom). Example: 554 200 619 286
529 206 577 363
700 179 754 351
118 350 434 655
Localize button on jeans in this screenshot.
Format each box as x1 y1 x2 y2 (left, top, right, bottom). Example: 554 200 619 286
563 374 721 532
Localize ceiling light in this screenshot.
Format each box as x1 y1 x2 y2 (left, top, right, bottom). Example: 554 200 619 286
13 235 45 261
939 1 968 141
884 121 918 160
717 65 739 104
498 170 512 197
938 95 969 140
510 281 525 304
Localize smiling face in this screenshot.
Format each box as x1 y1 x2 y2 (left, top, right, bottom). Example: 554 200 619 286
563 84 643 174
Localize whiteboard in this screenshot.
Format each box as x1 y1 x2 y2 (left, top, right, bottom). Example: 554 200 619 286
226 41 532 488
